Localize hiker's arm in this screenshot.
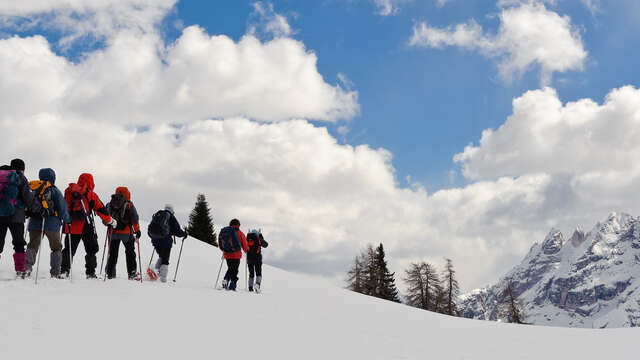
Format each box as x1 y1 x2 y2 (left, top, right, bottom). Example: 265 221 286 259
91 193 111 223
20 175 35 211
170 215 187 238
56 189 71 223
261 239 268 248
130 204 140 232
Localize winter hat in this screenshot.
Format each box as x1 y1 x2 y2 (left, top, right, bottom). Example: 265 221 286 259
230 218 240 227
0 165 11 170
249 229 259 235
10 158 25 172
165 204 175 215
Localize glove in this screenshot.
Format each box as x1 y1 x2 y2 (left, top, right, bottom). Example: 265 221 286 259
183 226 188 240
135 230 141 239
107 218 117 228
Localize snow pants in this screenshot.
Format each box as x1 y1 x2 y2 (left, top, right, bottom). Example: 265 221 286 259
105 234 137 277
224 258 240 283
0 217 26 254
152 237 172 265
26 230 63 276
61 223 99 276
247 254 262 278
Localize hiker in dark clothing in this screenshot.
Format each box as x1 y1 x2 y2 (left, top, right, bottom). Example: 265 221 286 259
246 229 268 292
148 204 187 282
0 159 35 277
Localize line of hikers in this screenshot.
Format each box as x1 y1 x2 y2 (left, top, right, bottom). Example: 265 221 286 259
0 158 268 290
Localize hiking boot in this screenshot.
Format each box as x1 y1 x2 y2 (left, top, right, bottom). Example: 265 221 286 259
107 272 116 279
51 274 65 279
222 279 229 290
229 281 237 291
86 273 98 279
249 286 254 292
255 283 261 293
16 271 26 279
128 271 139 280
60 271 70 279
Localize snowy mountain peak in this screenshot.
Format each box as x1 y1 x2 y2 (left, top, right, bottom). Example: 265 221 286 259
541 229 564 255
569 227 585 247
460 212 640 328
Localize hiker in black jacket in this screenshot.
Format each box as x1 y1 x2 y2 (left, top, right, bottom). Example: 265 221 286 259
149 204 187 282
246 229 268 292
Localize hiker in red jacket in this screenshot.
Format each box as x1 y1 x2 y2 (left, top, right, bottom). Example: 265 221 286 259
220 218 248 291
61 173 115 279
104 187 141 280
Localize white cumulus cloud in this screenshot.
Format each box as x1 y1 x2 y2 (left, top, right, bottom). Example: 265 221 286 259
409 2 587 84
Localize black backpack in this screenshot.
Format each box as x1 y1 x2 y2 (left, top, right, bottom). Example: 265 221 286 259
218 226 241 253
148 210 171 239
108 193 132 230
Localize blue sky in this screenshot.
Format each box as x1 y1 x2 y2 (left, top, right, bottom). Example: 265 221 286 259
167 0 640 190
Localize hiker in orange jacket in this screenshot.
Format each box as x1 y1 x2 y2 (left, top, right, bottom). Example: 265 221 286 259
104 187 141 280
61 173 114 278
220 218 248 291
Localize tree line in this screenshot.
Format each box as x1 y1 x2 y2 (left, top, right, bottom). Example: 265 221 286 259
345 243 526 323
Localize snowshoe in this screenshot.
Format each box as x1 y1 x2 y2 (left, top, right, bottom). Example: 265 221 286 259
147 267 158 281
222 279 229 290
128 272 141 281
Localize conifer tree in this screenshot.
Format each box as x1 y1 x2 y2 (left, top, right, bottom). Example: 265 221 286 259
404 261 441 311
346 254 365 293
187 194 217 246
373 243 400 302
441 258 460 316
497 279 526 324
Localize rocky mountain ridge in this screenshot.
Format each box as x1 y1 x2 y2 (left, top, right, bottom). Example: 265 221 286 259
459 212 640 328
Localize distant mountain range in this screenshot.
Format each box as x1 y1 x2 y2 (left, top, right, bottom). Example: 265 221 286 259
459 212 640 328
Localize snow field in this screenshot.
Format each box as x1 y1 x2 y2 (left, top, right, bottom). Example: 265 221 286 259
1 229 638 360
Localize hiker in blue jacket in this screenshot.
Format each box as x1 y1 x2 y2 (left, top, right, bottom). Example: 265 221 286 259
25 168 71 278
149 204 187 282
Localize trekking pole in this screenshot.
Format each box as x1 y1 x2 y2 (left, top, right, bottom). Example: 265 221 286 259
214 254 224 289
103 228 113 281
245 256 248 290
99 228 108 276
66 226 73 282
133 226 143 283
173 236 185 282
147 248 155 269
34 220 45 285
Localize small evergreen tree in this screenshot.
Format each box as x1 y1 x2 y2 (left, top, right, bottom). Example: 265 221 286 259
373 243 400 302
404 261 441 311
187 194 217 246
346 254 365 293
441 258 460 316
497 279 526 324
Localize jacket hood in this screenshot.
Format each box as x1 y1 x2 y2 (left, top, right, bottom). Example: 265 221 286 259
115 186 130 201
39 168 56 184
77 173 95 191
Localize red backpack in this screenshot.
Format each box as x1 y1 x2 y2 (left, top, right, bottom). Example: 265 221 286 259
65 183 89 221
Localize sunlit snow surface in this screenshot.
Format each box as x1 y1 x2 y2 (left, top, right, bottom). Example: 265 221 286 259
1 225 638 359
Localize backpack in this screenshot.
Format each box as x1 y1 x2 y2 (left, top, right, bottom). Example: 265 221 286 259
0 170 20 217
218 226 241 253
26 180 57 218
148 210 171 239
108 193 132 230
65 183 89 222
247 232 261 255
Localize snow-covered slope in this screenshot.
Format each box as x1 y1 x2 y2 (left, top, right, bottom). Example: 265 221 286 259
1 228 638 359
460 212 640 328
